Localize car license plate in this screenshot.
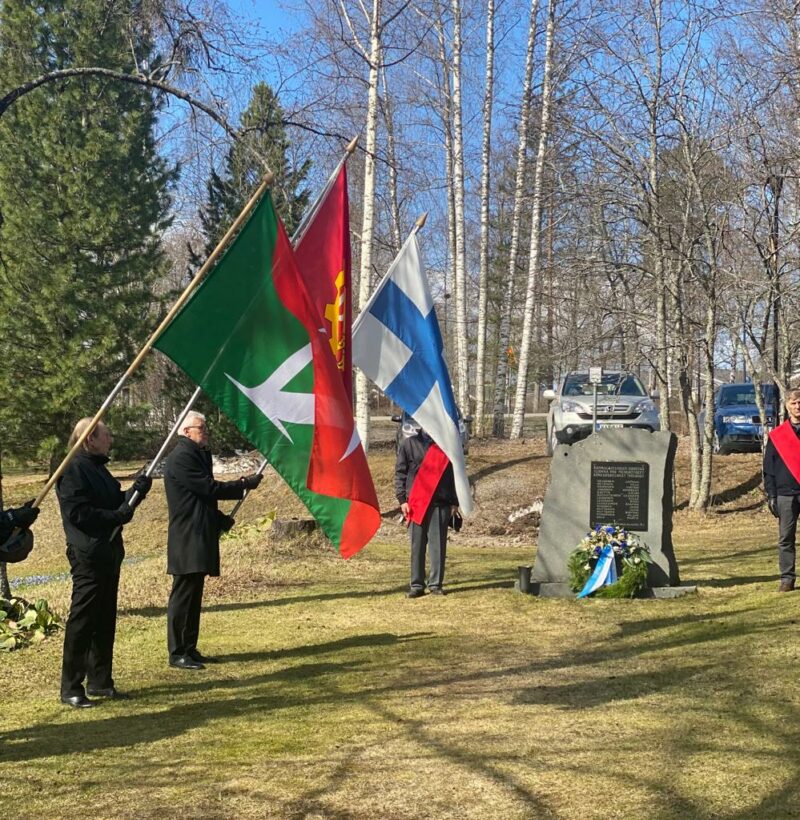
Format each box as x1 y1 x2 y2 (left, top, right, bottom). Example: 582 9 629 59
597 422 623 429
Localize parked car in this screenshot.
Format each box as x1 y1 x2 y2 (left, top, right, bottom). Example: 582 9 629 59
543 371 660 455
702 383 778 455
390 410 471 454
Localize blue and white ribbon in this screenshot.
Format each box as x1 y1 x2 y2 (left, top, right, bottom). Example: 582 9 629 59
577 545 617 598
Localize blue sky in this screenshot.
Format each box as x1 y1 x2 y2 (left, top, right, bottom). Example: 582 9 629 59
228 0 302 37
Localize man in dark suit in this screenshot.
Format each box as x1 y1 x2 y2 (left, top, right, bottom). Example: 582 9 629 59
764 388 800 592
163 411 262 669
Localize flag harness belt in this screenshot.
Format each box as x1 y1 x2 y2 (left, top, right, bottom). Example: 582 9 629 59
407 443 450 525
769 420 800 485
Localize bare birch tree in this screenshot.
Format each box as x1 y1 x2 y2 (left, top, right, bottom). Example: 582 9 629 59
492 0 540 437
510 0 558 439
474 0 496 437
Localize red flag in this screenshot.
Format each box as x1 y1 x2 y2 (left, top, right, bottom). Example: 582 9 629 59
273 210 380 556
294 165 352 399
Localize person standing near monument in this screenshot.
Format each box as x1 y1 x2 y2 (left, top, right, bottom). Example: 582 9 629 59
395 423 459 598
163 411 262 669
763 388 800 592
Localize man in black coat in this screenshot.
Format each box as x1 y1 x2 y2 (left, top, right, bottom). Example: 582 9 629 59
395 425 459 598
763 388 800 592
164 411 262 669
57 418 152 707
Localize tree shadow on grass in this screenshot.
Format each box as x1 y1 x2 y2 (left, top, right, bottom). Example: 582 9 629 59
679 544 774 567
468 454 543 484
0 632 437 764
675 469 762 511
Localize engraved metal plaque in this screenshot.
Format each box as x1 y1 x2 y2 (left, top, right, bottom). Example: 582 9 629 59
590 461 649 530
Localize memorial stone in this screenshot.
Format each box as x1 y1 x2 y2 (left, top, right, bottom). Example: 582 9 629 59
531 429 681 596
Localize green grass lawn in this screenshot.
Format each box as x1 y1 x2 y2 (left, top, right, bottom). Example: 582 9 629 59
1 446 797 818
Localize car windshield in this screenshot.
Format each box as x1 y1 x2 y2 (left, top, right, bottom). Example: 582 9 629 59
562 373 646 397
718 385 777 407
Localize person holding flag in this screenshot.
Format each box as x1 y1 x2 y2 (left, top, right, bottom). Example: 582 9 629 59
395 422 459 598
764 388 800 592
164 411 263 670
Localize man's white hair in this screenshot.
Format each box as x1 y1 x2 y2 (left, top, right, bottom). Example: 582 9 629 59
179 410 206 435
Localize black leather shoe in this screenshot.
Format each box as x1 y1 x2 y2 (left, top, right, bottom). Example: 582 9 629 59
429 587 446 596
169 655 205 670
189 650 218 664
87 687 131 700
60 694 95 708
406 588 424 599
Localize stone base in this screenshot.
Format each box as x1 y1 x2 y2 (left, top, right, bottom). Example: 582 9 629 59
515 580 698 599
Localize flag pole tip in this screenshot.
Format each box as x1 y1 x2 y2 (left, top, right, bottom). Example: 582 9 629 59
263 171 274 186
415 212 428 229
346 136 358 154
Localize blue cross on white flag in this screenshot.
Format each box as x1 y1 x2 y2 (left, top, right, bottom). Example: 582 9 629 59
352 232 473 514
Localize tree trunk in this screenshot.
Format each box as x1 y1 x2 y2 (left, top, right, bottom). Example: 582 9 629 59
380 67 402 255
355 0 383 453
0 451 8 599
450 0 470 411
474 0 496 437
492 0 540 437
510 0 557 439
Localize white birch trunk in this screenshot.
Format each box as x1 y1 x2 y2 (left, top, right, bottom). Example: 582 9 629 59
450 0 470 411
435 3 457 372
510 0 557 439
474 0 496 437
492 0 540 437
380 67 402 255
355 0 383 452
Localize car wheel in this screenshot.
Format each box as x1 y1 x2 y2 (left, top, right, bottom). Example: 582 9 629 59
547 424 557 456
712 432 727 456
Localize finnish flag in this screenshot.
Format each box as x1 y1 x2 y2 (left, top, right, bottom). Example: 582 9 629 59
352 232 473 514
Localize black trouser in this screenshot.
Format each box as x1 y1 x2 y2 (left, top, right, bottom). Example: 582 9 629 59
167 573 206 660
777 495 800 582
409 504 450 591
60 563 120 697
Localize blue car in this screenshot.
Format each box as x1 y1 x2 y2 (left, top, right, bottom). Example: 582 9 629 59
710 383 777 455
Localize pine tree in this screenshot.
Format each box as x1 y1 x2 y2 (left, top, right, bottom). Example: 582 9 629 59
194 82 311 259
0 0 175 469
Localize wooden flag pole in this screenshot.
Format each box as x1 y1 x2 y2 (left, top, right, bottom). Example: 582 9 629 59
33 172 274 508
291 136 357 248
353 212 428 337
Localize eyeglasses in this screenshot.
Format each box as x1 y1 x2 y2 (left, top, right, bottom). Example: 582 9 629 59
185 425 208 431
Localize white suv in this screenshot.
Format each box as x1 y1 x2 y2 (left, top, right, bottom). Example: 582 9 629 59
543 371 660 455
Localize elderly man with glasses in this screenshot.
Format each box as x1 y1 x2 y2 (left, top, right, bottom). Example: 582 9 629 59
163 410 263 669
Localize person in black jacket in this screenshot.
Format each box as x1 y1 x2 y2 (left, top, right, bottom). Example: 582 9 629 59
57 418 152 708
395 425 459 598
763 389 800 592
164 411 262 669
0 502 39 544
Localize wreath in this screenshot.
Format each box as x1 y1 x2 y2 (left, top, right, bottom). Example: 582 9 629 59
567 525 652 599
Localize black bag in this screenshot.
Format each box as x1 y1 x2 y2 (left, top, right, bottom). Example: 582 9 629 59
449 511 463 532
0 529 34 564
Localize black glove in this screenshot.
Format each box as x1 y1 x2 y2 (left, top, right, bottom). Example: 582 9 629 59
219 514 236 533
116 502 134 525
132 474 153 498
8 501 39 529
241 473 263 491
768 496 779 518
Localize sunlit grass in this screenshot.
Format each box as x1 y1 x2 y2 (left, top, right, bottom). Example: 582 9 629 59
1 443 794 818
